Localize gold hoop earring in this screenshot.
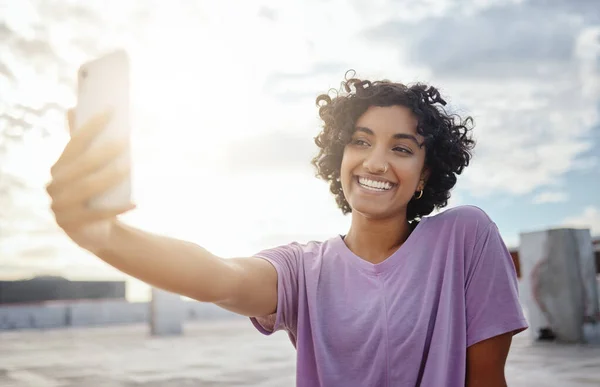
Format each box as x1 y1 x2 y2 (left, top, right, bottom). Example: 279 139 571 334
414 190 423 200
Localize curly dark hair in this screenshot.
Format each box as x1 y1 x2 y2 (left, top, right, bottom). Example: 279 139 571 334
311 72 475 221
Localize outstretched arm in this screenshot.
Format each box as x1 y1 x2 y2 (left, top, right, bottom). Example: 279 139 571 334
47 110 278 318
99 221 278 317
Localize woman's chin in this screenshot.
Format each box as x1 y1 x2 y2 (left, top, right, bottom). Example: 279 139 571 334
350 203 395 220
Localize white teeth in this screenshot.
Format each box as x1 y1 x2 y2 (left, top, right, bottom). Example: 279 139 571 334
358 177 393 191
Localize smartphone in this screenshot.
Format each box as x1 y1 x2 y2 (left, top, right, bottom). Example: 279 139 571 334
75 49 132 210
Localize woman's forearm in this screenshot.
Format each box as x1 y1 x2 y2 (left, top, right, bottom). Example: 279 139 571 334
95 221 235 303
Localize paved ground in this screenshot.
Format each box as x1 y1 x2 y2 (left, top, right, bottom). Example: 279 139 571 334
1 319 600 386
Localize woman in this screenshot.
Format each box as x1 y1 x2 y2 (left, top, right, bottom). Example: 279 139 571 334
47 74 528 386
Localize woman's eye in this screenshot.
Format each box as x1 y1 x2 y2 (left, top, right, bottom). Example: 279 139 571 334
393 146 412 154
352 139 369 146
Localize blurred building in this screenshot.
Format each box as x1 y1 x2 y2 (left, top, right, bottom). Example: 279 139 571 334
510 236 600 278
0 276 126 304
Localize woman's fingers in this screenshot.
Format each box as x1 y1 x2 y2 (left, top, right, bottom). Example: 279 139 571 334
51 111 112 175
47 139 128 196
48 109 134 234
50 160 130 211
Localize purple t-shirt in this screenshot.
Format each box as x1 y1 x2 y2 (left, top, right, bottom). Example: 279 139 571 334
250 205 528 387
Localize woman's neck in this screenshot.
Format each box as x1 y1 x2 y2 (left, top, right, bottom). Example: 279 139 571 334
344 212 412 264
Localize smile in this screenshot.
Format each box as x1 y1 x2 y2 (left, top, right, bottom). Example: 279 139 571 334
356 176 396 192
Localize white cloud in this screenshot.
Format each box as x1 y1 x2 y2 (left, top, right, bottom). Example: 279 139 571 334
532 191 568 204
575 26 600 99
563 206 600 236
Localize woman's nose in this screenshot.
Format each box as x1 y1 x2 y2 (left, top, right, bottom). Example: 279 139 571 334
362 149 388 174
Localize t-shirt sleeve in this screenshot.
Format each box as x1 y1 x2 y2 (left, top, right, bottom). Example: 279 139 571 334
249 243 300 338
465 222 529 347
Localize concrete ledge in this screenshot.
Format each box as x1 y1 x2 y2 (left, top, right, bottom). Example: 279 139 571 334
0 303 68 330
0 299 238 331
186 301 239 320
70 300 149 327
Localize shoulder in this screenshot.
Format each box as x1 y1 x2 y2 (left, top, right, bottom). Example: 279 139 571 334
281 239 331 255
254 238 334 262
422 205 496 242
424 205 494 228
428 205 493 222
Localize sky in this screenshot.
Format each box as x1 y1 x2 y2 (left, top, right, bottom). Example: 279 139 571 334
1 0 599 286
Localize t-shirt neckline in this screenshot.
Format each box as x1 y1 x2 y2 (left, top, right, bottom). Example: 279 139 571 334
334 217 429 275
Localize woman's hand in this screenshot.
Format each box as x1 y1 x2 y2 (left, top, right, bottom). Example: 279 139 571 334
46 109 135 253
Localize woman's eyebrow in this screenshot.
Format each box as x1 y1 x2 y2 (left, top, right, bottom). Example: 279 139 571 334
355 126 423 147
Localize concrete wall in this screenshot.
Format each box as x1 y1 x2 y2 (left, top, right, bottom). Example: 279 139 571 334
0 299 238 331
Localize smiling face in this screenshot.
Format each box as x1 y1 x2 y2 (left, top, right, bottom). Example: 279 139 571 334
340 105 429 220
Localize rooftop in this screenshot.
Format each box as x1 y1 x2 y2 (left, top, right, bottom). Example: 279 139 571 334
1 319 600 386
